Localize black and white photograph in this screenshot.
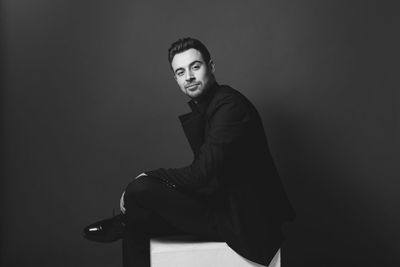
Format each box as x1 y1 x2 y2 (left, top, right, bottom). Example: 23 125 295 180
1 1 398 266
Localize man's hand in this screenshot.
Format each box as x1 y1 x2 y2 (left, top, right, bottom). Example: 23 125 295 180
120 173 148 214
120 191 126 214
135 173 147 179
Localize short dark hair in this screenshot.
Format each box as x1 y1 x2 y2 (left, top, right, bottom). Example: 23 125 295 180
168 37 211 66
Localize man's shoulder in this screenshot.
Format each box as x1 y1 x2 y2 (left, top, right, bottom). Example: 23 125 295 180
212 84 252 108
212 84 243 102
204 84 257 120
215 84 240 96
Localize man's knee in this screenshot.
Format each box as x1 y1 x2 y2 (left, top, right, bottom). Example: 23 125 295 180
125 176 161 202
125 178 148 198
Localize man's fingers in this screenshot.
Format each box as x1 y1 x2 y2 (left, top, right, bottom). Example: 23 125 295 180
135 173 147 179
120 191 126 214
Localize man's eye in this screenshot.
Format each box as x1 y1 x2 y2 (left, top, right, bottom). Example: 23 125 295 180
176 71 184 76
192 65 200 70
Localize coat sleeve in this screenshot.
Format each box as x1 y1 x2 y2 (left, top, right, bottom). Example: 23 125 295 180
146 95 251 193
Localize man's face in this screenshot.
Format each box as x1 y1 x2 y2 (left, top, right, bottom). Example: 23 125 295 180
171 48 215 99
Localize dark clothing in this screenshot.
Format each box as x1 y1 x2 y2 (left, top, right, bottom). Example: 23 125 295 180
123 176 222 267
125 82 295 266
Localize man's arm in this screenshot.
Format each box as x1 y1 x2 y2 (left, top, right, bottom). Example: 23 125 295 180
147 95 250 193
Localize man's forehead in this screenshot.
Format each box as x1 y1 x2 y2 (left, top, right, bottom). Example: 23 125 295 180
171 48 204 70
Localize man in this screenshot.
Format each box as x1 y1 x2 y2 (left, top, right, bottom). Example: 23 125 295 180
84 37 295 267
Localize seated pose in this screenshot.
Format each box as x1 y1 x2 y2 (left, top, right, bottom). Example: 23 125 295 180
83 37 295 267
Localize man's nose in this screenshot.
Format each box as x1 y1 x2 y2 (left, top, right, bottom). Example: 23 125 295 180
185 71 195 82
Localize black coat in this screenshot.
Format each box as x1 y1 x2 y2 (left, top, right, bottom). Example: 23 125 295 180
147 82 295 265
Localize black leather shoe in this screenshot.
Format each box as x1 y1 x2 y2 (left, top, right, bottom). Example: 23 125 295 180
83 214 126 242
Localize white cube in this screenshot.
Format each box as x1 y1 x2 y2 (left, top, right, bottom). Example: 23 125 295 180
150 236 280 267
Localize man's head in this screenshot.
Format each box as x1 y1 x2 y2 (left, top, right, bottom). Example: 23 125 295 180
168 37 215 99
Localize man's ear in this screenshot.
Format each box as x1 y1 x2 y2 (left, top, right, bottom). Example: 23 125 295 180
209 60 215 73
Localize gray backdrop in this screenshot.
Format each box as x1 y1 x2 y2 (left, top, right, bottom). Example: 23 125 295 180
1 0 398 266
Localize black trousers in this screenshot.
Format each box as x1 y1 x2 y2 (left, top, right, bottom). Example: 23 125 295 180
122 176 222 267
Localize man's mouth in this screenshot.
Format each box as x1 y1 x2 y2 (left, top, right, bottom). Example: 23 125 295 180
185 83 200 90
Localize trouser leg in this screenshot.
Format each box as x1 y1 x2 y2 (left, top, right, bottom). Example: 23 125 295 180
122 229 150 267
122 176 221 267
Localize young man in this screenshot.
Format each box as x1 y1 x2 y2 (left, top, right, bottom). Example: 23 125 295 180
84 37 295 267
